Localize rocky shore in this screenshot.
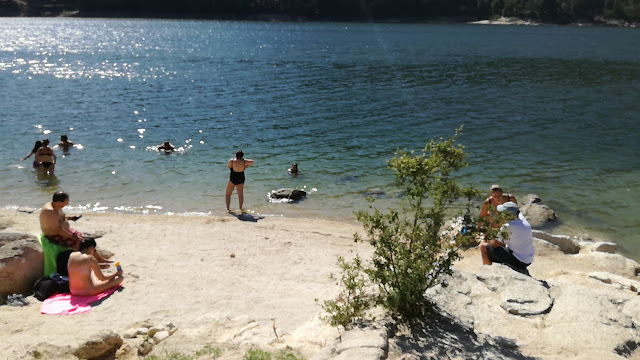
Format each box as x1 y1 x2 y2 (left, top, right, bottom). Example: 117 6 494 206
2 201 640 359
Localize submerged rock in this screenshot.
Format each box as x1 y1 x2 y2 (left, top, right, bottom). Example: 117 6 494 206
270 188 307 201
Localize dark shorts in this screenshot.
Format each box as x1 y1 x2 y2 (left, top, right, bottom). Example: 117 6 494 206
487 245 530 270
41 162 53 169
45 228 83 249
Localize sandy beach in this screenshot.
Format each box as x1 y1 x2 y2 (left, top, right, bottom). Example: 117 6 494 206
0 209 373 359
3 207 640 360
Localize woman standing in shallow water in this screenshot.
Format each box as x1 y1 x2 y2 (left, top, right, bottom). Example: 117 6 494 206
226 150 254 212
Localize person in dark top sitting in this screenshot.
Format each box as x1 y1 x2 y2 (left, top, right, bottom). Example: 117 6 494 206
225 150 254 212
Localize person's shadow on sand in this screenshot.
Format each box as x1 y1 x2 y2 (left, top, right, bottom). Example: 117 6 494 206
230 212 265 223
90 286 124 307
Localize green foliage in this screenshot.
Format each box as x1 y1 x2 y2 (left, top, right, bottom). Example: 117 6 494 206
195 345 224 358
243 348 305 360
317 255 373 327
318 126 480 324
352 126 478 318
145 344 223 360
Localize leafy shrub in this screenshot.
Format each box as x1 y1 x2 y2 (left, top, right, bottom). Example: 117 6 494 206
317 254 373 327
320 127 480 321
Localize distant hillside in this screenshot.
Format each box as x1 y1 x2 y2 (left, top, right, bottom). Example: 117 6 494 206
1 0 639 25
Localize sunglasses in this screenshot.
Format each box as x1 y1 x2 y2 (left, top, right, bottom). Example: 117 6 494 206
490 188 502 191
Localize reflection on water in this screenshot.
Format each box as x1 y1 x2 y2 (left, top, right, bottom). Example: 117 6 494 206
1 19 639 258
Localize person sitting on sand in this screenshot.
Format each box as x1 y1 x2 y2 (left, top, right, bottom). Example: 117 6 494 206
157 141 175 153
40 191 109 264
34 139 56 175
68 238 123 296
58 135 74 150
21 140 43 167
478 184 518 229
479 202 534 271
226 150 254 212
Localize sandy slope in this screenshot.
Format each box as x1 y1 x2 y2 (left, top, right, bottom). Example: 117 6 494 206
0 210 371 359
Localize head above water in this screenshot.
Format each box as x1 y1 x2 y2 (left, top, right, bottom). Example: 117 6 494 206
52 191 69 203
42 138 50 146
236 150 243 159
490 184 502 193
61 135 68 142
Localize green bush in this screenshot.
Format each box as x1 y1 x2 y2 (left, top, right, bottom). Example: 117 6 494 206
317 254 373 327
320 127 480 322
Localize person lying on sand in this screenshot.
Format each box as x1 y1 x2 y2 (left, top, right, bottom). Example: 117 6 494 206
68 238 123 296
40 191 110 265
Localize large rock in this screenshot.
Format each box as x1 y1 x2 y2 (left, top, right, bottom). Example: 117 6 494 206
0 232 43 302
420 259 640 359
520 194 557 228
74 331 123 360
270 188 307 201
532 230 580 254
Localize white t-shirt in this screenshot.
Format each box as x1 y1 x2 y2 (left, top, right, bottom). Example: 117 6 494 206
498 213 534 264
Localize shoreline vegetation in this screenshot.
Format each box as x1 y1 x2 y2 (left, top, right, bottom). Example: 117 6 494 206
1 0 639 27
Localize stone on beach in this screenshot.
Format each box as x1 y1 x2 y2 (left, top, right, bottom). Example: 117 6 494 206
0 232 43 302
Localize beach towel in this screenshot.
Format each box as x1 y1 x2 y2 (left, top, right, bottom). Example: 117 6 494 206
40 285 121 315
38 234 71 277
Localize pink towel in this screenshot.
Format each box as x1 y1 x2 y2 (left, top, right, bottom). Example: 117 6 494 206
40 285 121 315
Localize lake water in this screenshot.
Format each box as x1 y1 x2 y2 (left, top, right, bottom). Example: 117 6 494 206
1 18 639 258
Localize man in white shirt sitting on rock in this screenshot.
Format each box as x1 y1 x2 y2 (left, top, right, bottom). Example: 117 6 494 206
479 201 534 272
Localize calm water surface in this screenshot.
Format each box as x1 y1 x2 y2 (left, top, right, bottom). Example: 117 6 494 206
1 19 639 258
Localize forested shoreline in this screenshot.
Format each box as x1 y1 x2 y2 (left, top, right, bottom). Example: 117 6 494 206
1 0 639 25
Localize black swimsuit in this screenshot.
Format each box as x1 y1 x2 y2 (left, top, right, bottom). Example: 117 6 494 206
229 167 245 185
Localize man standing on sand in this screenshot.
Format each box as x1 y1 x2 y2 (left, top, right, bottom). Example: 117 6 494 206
40 191 109 264
68 238 123 296
479 202 534 272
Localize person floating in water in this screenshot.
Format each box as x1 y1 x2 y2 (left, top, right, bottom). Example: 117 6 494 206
35 139 56 175
157 141 175 153
226 150 254 212
288 163 299 174
22 140 43 167
58 135 74 150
